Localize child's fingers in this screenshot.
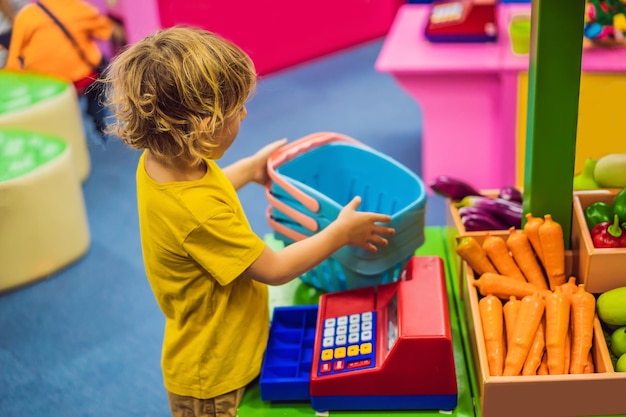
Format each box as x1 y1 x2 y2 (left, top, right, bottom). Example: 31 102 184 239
373 225 395 237
344 196 362 211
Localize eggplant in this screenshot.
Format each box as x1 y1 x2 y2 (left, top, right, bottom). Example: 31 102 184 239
462 215 508 231
430 175 481 201
498 186 523 204
458 208 509 230
456 195 523 228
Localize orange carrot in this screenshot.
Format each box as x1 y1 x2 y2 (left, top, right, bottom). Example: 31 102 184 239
479 294 506 376
564 328 572 375
537 351 549 375
482 233 526 282
473 272 551 300
538 214 566 290
503 292 545 376
583 351 595 374
456 236 497 276
522 320 546 376
506 227 549 290
524 213 545 265
569 285 596 374
559 276 578 298
544 286 571 375
503 296 520 348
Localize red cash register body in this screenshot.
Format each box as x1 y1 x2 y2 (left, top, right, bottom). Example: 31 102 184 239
310 256 458 411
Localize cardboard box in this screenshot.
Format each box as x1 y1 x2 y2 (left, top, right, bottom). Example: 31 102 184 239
446 189 517 276
462 259 626 417
571 189 626 293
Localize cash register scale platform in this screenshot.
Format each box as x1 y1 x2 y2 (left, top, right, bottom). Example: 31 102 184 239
259 255 458 413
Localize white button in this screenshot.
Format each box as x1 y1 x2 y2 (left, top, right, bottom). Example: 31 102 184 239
324 318 336 328
335 335 347 346
361 312 373 321
348 333 360 344
361 330 372 341
323 327 335 338
349 314 360 324
361 321 372 331
336 325 347 335
323 337 334 348
337 316 348 326
349 323 360 333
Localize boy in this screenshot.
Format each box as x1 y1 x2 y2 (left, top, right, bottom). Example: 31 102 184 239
104 26 395 417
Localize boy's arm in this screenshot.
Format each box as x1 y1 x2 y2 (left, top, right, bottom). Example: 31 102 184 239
0 0 16 22
4 5 28 70
245 197 394 285
222 138 287 190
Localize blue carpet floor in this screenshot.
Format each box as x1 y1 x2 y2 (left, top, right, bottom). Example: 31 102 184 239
0 38 446 416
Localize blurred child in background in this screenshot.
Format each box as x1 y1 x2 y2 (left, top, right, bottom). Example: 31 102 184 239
4 0 114 138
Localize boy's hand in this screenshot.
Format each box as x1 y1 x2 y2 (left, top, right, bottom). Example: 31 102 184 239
336 196 395 252
250 138 288 185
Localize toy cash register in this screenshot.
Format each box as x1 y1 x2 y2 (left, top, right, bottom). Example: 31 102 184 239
425 0 498 43
309 256 457 412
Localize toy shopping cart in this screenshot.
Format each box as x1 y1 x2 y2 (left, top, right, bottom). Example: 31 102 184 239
265 132 427 292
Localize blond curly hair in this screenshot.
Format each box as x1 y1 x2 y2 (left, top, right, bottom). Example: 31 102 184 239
103 25 256 163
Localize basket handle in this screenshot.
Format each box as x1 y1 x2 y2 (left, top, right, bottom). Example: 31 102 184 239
266 132 365 213
266 206 310 242
265 188 319 232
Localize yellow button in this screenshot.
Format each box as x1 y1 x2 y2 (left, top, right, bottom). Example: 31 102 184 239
348 345 360 357
334 347 346 359
322 349 334 361
360 342 372 354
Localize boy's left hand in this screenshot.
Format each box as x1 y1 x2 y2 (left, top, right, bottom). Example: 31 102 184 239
250 138 288 185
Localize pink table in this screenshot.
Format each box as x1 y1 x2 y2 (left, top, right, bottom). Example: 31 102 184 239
376 4 626 192
376 4 530 191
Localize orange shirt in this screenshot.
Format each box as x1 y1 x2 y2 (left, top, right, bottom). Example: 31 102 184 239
5 0 113 83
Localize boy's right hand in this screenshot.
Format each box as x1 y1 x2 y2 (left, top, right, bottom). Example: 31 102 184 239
335 196 395 252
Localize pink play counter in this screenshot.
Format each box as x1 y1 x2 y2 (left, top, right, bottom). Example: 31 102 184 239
375 4 626 191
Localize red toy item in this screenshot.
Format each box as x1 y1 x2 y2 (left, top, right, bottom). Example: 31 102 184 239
425 0 498 42
309 256 458 412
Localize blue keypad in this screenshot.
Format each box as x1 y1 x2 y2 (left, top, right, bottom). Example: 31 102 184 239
317 311 376 376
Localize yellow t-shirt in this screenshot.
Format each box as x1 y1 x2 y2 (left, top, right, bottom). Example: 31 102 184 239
136 151 268 399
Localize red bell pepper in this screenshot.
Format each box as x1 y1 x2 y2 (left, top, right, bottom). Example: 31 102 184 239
591 214 625 248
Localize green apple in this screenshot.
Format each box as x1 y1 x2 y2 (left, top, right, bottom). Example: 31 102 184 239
616 353 626 372
611 326 626 357
597 287 626 327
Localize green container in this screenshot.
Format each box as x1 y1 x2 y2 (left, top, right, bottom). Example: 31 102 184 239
509 15 532 55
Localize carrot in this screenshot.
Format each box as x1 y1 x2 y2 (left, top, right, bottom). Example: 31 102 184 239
503 296 520 348
478 294 506 376
583 351 595 374
506 227 549 290
523 213 545 265
544 286 571 375
482 233 526 282
473 272 551 300
504 292 545 376
522 320 546 376
564 328 572 375
559 276 578 298
569 284 596 374
537 351 549 375
456 236 497 276
538 214 567 290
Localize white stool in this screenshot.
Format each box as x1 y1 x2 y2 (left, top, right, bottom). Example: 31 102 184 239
0 128 90 292
0 70 91 182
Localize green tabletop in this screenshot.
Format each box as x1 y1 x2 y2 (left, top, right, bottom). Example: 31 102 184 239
239 227 476 417
0 70 68 115
0 128 66 182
